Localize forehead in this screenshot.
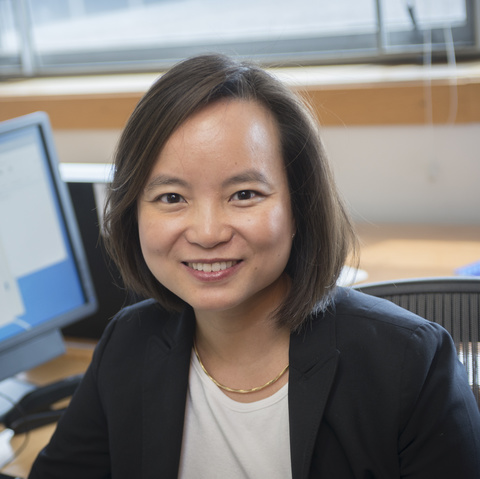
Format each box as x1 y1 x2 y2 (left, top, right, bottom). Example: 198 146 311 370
147 99 285 183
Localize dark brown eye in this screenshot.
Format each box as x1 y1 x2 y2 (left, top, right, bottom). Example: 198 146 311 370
233 190 256 200
159 193 185 203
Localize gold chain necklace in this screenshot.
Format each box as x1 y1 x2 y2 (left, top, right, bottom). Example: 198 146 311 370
193 341 289 394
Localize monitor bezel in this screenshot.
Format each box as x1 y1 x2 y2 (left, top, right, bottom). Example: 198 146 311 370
0 111 97 381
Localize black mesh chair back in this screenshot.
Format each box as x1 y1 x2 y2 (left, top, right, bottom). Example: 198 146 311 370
354 277 480 408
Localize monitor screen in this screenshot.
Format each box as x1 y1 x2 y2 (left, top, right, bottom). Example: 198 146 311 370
0 112 97 391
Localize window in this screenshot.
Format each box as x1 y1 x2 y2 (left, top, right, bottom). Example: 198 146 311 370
1 0 478 77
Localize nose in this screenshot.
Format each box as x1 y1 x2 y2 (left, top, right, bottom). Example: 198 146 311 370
184 203 233 248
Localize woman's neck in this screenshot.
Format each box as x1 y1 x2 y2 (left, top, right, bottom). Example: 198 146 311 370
194 309 289 364
192 279 291 402
193 273 290 363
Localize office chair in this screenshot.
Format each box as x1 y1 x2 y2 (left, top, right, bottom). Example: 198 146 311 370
354 277 480 408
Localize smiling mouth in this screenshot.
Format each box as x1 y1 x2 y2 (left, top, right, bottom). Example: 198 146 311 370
186 261 238 273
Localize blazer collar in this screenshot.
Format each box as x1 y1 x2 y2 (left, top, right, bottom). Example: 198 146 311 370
289 308 339 479
138 303 339 479
141 306 196 479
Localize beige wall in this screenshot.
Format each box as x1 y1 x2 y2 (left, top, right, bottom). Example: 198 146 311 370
1 63 479 224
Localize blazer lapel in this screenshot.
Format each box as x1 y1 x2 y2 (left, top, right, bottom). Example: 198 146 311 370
289 311 339 479
135 304 338 479
141 307 196 479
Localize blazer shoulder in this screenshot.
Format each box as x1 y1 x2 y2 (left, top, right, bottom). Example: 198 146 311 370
110 299 183 334
325 287 454 359
332 286 432 332
91 300 192 371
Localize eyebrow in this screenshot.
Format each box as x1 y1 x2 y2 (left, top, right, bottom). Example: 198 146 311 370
143 175 190 192
143 169 271 193
221 170 271 188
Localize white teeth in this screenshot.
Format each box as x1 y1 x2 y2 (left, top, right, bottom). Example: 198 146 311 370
189 261 235 272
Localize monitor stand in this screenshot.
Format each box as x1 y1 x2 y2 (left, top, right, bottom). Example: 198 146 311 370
0 329 66 391
0 329 83 433
0 329 65 415
0 377 36 418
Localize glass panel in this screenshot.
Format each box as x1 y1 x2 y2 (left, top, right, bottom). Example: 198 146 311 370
1 0 477 76
382 0 468 51
0 0 21 65
383 0 466 29
26 0 377 60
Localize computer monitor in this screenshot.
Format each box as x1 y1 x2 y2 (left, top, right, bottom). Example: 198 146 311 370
0 112 97 412
59 164 135 340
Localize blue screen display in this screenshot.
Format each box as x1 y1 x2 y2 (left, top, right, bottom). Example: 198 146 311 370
0 125 87 344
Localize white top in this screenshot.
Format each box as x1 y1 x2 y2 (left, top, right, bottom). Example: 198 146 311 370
178 351 292 479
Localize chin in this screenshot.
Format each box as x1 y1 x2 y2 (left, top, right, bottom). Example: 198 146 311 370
186 296 249 315
189 301 238 313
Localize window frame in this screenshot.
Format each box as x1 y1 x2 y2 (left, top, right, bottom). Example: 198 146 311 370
1 0 479 78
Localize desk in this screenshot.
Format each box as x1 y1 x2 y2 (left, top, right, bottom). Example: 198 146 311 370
2 223 479 478
355 223 480 284
0 342 94 478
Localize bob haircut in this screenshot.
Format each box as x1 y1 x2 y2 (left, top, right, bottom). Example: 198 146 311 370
104 53 357 331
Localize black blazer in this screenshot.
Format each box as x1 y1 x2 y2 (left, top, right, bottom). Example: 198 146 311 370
29 288 480 479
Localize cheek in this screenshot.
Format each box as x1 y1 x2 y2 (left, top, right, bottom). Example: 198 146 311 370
137 213 166 258
138 211 185 263
248 202 294 249
271 199 294 233
137 223 155 262
137 211 152 250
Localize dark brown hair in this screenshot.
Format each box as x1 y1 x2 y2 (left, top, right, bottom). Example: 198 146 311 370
104 53 357 331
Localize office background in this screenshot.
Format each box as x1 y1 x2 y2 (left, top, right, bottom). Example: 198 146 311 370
1 63 479 225
2 3 480 475
1 0 480 225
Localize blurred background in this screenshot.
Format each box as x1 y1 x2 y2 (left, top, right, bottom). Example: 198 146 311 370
1 0 479 225
0 0 475 74
0 6 479 473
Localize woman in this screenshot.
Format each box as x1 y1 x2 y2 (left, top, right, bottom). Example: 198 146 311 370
30 54 480 478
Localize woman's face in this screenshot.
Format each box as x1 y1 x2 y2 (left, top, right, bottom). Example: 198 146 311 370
137 99 295 317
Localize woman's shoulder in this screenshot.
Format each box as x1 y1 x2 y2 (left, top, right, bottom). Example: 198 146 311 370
93 300 193 359
321 286 452 353
331 286 434 331
114 298 171 321
105 299 176 334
